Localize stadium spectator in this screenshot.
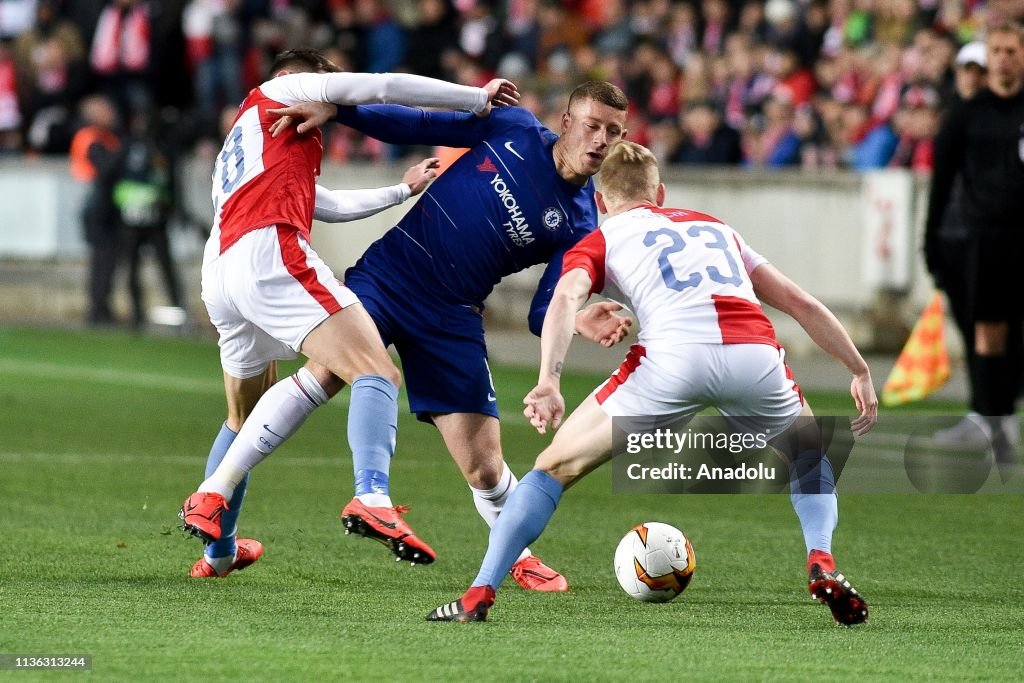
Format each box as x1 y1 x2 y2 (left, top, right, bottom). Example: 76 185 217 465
924 25 1024 465
12 0 84 78
744 90 801 167
182 0 246 118
887 85 939 173
664 0 698 67
456 0 502 71
670 99 743 165
12 0 86 153
69 93 122 326
700 0 730 56
354 0 405 73
536 0 588 79
0 0 1005 170
593 0 633 57
89 0 153 114
0 40 22 151
850 103 898 169
402 0 458 80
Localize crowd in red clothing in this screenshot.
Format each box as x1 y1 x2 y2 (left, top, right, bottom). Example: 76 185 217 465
0 0 1019 171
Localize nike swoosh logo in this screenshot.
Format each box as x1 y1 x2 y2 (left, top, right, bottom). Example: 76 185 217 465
504 141 524 160
487 393 497 402
263 424 284 439
365 510 398 530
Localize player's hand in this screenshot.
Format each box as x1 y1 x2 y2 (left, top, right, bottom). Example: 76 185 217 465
267 101 339 137
477 78 520 117
403 157 441 196
575 301 633 347
523 381 565 435
849 372 877 436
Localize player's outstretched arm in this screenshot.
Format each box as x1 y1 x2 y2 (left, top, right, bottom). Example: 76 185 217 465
750 263 878 435
268 76 518 136
524 268 593 434
313 158 440 223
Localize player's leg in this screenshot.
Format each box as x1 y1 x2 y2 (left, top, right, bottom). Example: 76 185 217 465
433 412 568 591
764 388 867 625
191 365 275 577
187 356 343 541
717 343 866 624
183 227 349 542
301 272 436 564
965 230 1021 464
427 395 613 622
302 307 442 564
768 402 840 566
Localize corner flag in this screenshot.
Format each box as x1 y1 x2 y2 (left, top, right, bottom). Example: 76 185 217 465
881 292 950 406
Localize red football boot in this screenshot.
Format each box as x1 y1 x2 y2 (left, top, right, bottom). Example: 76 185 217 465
341 498 436 565
426 586 495 622
190 539 264 578
510 555 569 592
179 492 228 543
808 552 869 626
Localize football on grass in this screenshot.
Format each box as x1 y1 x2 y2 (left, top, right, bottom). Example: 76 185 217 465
613 522 696 602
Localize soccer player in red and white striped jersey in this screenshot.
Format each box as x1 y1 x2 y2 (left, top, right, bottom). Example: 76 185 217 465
180 48 520 574
428 140 877 625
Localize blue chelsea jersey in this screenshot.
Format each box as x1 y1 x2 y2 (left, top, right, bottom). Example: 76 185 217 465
336 105 598 334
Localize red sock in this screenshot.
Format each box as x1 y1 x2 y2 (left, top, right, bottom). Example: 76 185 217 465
463 585 496 609
808 549 835 573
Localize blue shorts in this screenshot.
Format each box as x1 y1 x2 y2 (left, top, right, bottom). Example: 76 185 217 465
345 267 499 423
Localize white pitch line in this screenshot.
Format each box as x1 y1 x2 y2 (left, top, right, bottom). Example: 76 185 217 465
0 358 224 394
0 451 345 467
0 358 350 407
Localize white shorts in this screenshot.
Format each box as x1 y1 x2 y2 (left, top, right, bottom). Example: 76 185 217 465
596 343 804 436
201 225 360 379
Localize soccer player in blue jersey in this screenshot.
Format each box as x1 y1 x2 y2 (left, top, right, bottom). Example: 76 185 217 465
268 81 632 590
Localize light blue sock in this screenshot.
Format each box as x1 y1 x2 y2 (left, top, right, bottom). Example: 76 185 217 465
789 451 838 555
349 376 399 497
204 422 248 560
471 470 563 590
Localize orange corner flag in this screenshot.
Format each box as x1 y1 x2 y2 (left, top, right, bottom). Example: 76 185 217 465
881 292 950 406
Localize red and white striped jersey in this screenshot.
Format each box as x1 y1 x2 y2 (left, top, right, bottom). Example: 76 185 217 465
209 71 487 255
562 204 779 350
211 76 325 254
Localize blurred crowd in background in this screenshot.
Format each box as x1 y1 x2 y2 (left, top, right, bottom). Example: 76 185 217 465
0 0 1022 172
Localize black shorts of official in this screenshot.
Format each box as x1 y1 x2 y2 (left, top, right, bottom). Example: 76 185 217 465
968 228 1024 322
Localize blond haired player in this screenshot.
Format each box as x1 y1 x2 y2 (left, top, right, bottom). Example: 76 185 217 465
428 140 877 625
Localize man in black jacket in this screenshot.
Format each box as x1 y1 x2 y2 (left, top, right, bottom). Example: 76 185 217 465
924 25 1024 464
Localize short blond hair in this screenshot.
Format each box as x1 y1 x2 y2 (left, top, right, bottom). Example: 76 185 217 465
598 140 660 205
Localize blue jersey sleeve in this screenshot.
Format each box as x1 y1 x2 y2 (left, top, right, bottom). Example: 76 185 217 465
527 249 569 337
335 104 507 149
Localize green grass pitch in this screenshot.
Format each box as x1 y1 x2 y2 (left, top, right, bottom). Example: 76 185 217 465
0 326 1022 680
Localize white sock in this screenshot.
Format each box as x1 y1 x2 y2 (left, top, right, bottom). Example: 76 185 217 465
469 462 531 562
356 493 393 507
204 552 236 575
199 368 327 497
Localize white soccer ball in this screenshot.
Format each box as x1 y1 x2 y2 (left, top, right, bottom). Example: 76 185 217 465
613 522 696 603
